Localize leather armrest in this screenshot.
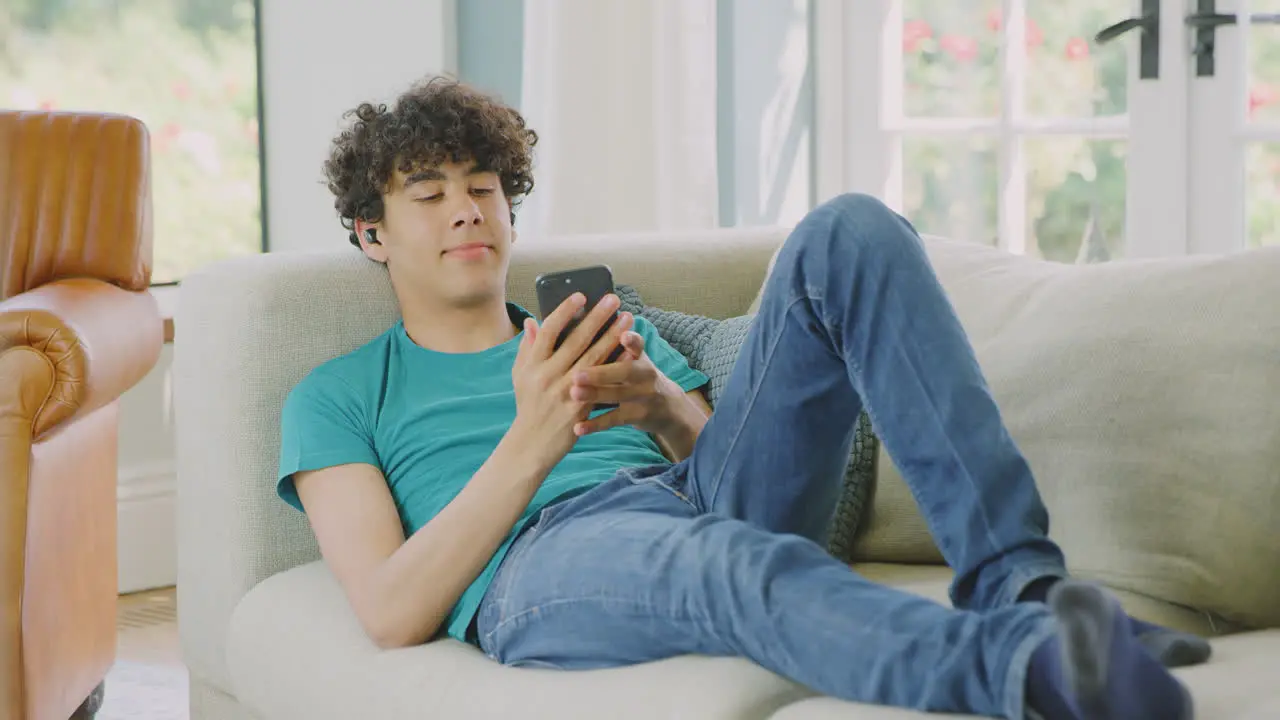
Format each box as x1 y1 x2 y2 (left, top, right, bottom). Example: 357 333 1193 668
0 278 162 439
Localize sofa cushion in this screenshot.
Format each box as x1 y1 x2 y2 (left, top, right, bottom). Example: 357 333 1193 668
1171 630 1280 719
769 629 1280 719
770 697 980 719
852 563 1220 637
851 239 1280 631
227 562 813 720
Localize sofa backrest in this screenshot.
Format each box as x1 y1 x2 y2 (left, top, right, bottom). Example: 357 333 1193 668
172 227 786 691
854 238 1280 632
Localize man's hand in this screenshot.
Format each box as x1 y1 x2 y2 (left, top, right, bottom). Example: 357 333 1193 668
509 292 634 467
568 331 710 460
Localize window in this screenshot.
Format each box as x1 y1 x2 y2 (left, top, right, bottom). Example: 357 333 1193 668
0 0 266 284
814 0 1280 260
817 0 1138 262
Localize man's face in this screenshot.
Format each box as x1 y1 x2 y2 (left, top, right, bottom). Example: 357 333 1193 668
363 160 514 308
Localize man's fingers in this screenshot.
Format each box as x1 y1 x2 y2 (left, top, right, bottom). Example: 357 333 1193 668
553 295 621 368
533 292 587 358
513 318 536 366
574 406 639 436
574 310 632 368
569 384 639 405
620 331 646 359
572 359 635 387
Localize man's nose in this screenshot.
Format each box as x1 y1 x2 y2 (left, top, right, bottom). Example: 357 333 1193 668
450 198 484 229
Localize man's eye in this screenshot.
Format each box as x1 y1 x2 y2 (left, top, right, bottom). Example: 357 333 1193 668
415 194 443 203
472 187 495 196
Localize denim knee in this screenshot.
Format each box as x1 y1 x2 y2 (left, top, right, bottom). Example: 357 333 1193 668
783 192 924 276
822 192 897 223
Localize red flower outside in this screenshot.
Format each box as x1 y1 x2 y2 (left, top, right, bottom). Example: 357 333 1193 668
941 34 979 62
1025 20 1044 50
904 19 932 53
1065 37 1089 61
1250 83 1278 116
980 10 1041 51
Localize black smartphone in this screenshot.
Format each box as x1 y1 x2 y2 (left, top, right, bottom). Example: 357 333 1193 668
536 266 625 413
535 265 623 359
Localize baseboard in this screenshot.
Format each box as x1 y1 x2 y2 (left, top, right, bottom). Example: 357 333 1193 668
118 461 177 594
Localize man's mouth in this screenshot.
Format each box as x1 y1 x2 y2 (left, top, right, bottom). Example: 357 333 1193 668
443 243 493 258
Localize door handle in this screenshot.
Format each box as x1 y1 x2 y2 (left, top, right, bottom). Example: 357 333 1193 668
1188 0 1232 76
1187 0 1280 77
1095 0 1160 79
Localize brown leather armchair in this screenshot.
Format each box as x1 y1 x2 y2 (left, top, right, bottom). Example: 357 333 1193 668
0 112 163 720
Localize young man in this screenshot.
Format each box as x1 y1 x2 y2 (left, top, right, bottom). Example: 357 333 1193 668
279 77 1205 719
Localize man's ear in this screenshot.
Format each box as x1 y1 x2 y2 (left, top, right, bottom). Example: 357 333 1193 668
353 219 389 263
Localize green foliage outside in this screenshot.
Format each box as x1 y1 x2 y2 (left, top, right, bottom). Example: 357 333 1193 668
0 0 263 284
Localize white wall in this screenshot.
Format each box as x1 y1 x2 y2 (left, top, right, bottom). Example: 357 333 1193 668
115 0 457 592
260 0 457 254
117 345 178 592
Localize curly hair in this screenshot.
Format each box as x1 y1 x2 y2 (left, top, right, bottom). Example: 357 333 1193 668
323 76 538 247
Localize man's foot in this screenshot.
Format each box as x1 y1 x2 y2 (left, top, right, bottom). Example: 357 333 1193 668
1019 576 1212 668
1028 580 1193 720
1130 616 1213 668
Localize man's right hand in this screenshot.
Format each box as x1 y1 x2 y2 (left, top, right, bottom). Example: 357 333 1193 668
509 291 633 466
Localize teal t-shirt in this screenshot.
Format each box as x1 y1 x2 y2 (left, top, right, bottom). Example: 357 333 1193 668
277 303 708 642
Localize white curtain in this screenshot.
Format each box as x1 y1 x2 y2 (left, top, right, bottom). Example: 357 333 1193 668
518 0 719 238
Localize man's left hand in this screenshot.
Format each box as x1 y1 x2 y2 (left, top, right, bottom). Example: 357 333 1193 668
569 331 684 437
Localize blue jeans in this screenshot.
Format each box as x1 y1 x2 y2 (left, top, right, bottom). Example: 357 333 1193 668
476 194 1069 719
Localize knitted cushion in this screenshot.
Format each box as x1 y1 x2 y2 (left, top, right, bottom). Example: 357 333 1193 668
616 285 877 561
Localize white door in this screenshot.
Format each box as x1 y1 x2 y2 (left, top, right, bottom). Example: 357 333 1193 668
812 0 1276 261
1184 0 1280 253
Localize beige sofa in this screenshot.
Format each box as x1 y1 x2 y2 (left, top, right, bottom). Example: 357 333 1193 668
174 225 1280 719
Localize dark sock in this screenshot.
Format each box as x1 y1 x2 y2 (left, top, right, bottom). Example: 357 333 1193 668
1029 580 1193 720
1018 576 1212 668
1130 616 1213 668
1025 638 1080 720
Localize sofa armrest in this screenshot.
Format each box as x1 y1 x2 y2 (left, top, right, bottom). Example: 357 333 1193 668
0 278 162 438
175 253 397 695
0 278 160 717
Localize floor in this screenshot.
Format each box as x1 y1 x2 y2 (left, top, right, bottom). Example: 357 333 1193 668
100 587 189 720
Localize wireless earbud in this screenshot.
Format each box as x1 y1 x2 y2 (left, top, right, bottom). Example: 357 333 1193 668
364 228 379 245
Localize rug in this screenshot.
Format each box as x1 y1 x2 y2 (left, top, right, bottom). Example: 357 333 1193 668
99 659 189 720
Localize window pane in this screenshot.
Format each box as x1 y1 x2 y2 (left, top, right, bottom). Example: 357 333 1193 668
1025 2 1127 118
1248 5 1280 124
901 136 998 245
1246 143 1280 247
0 0 264 284
902 0 1002 118
1245 6 1280 248
1025 138 1126 263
